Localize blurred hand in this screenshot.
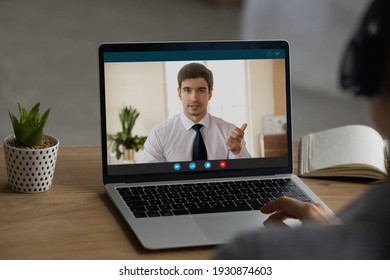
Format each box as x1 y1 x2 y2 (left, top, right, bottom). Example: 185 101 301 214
227 123 247 154
260 196 335 227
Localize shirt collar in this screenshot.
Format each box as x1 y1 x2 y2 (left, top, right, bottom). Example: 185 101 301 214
180 113 210 130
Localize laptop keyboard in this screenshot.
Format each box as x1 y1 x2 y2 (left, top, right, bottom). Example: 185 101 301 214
116 178 312 218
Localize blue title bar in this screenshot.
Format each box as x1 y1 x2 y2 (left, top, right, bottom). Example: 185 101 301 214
104 49 285 62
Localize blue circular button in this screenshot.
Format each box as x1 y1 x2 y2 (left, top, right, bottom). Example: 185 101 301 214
189 162 197 170
204 161 211 169
173 163 181 171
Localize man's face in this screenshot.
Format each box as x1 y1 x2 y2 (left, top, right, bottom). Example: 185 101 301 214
178 77 212 122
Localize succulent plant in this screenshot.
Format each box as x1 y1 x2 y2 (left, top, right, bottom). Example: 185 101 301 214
9 102 50 147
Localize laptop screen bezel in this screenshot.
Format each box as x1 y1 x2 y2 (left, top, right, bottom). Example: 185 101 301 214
99 40 293 184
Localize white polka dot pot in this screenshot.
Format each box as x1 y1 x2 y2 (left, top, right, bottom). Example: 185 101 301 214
3 134 60 193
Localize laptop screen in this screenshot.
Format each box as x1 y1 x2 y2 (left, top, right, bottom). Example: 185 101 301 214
99 41 292 184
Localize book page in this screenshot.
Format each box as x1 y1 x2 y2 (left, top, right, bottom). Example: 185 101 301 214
309 125 386 172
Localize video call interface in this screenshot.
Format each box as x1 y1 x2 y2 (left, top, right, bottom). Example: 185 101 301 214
102 45 290 178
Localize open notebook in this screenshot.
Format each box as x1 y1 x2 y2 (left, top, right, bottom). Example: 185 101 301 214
99 40 330 250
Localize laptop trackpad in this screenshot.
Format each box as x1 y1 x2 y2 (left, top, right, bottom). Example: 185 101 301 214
193 211 264 243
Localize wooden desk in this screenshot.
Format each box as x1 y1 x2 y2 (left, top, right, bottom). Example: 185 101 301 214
0 144 370 260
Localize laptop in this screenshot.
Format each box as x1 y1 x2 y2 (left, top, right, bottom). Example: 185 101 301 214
99 40 331 250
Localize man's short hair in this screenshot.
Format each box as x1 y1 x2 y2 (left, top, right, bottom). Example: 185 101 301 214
177 63 214 90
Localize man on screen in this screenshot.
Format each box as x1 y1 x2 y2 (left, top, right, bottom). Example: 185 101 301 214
142 63 251 163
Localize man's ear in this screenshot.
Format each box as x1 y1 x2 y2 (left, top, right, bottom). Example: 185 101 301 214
208 90 213 100
178 87 182 100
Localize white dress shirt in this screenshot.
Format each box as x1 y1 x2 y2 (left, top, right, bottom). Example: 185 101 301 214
142 113 251 163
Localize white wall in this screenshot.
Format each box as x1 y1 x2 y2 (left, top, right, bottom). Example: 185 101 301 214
247 60 275 157
104 62 166 162
105 62 166 137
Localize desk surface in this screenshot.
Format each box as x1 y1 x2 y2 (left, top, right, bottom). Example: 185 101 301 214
0 145 370 260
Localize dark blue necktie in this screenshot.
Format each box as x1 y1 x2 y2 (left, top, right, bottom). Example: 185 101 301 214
192 124 207 161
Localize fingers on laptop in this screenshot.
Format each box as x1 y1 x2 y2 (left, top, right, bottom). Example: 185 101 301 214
260 196 334 226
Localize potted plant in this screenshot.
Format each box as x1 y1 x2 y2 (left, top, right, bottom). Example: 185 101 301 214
3 102 59 193
107 105 146 162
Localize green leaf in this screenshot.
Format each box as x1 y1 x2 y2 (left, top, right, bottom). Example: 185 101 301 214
107 105 146 159
8 102 50 147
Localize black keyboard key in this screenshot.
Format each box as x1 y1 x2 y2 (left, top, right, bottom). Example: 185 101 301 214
122 195 142 201
157 188 171 194
198 196 213 202
132 189 146 196
166 193 181 199
221 200 236 207
179 192 193 198
192 191 205 197
144 188 158 194
248 202 263 210
260 193 274 199
130 206 147 212
204 190 217 196
212 196 225 201
259 198 272 204
141 194 155 200
161 199 174 205
228 189 242 195
241 188 254 194
223 195 236 200
288 185 307 197
171 203 185 209
174 198 186 204
216 190 229 195
196 202 210 208
117 188 131 195
272 192 284 198
146 205 159 211
159 204 172 210
134 212 148 218
160 210 174 216
182 186 195 193
126 200 149 207
147 211 160 217
196 186 208 191
262 187 273 193
184 203 198 209
275 186 289 192
209 201 223 208
247 193 261 199
284 191 298 198
235 194 249 200
186 197 200 203
155 193 168 199
149 199 163 205
235 200 249 207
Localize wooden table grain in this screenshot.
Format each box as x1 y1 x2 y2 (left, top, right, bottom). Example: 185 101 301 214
0 145 370 259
